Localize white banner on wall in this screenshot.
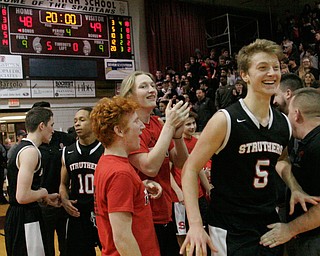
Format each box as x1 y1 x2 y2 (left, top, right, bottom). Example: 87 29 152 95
105 59 135 80
0 80 30 98
31 80 54 98
0 0 129 16
54 80 76 98
75 81 96 97
0 55 23 79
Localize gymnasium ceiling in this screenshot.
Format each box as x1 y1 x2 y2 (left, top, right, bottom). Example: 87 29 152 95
179 0 317 16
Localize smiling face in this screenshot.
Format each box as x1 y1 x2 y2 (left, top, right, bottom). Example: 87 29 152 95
242 52 281 97
302 58 311 68
131 74 157 110
183 116 197 138
123 111 145 153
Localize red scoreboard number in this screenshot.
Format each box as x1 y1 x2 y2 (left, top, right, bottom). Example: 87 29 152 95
1 6 8 48
19 15 32 28
108 16 132 58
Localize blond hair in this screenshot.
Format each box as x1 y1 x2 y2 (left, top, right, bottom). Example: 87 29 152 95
237 39 283 73
120 71 155 98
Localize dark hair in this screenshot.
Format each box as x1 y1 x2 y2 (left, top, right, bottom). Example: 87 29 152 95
200 79 209 85
175 95 186 104
77 106 93 114
67 126 77 140
280 73 303 91
159 99 169 105
188 111 198 120
25 107 53 133
311 80 320 89
281 57 289 64
32 101 51 108
196 88 206 93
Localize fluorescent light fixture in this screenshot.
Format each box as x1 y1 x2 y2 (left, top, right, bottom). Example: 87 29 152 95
0 115 26 121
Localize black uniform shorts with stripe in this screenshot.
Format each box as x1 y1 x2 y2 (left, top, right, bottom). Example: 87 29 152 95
65 211 100 256
208 210 283 256
5 203 48 256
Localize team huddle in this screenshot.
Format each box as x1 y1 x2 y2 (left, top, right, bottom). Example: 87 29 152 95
4 39 320 256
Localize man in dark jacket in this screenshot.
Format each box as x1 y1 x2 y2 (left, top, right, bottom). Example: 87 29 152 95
193 88 215 132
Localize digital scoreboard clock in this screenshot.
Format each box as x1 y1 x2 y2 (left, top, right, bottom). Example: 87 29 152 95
39 10 82 26
0 5 132 59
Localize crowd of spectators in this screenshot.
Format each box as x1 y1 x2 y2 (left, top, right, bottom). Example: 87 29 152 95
153 47 247 131
275 3 320 83
153 2 320 131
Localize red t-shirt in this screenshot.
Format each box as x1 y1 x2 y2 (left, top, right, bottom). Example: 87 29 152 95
171 136 204 202
130 115 174 224
94 155 160 256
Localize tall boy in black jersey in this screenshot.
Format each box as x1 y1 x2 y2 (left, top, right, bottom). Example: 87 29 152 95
32 101 76 256
5 107 60 256
181 39 320 256
60 107 104 256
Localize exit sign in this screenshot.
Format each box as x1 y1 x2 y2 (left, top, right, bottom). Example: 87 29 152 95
8 99 20 107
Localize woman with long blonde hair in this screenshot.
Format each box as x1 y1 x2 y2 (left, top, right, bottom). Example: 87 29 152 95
302 72 316 87
296 56 319 80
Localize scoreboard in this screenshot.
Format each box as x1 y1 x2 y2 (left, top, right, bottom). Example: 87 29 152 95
0 5 133 59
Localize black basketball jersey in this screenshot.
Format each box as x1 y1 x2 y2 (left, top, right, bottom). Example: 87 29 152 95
209 99 291 216
7 139 42 205
63 140 103 212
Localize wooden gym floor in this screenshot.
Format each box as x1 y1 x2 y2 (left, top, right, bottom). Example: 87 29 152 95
0 196 101 256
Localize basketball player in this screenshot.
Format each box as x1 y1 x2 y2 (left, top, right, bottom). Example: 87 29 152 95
5 107 60 256
60 107 104 256
180 39 319 256
91 96 161 255
32 101 76 256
